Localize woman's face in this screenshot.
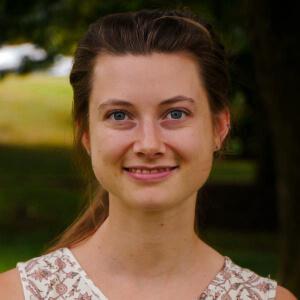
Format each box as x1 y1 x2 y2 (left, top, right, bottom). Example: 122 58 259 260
82 52 229 211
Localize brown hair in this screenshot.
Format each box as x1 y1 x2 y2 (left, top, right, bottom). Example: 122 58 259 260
46 8 230 253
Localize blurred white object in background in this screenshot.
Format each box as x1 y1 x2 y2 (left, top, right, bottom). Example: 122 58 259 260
0 43 73 77
48 55 73 77
0 43 47 72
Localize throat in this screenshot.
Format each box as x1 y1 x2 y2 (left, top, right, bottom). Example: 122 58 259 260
87 218 202 279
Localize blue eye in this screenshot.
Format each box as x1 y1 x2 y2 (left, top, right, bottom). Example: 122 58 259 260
166 110 188 120
109 111 128 121
107 109 189 122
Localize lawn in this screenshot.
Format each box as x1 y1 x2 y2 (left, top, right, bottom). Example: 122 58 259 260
0 74 73 146
0 74 277 280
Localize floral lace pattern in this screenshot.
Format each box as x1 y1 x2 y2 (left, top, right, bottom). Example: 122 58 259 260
17 248 277 299
17 248 107 300
198 256 277 300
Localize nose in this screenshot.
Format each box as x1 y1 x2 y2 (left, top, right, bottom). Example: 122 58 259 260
133 119 166 158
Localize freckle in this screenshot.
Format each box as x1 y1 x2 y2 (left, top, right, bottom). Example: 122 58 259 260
160 223 164 227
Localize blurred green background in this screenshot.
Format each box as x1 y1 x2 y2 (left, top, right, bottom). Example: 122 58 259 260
0 0 299 296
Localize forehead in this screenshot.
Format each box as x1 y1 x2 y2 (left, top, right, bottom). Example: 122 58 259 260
91 52 207 105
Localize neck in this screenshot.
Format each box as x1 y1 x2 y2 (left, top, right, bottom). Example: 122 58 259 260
85 193 207 280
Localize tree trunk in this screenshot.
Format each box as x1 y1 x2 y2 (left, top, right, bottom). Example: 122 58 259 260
245 0 300 295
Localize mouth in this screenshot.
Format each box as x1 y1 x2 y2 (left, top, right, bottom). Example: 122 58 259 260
122 166 179 182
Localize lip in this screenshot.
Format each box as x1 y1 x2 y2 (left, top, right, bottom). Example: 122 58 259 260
123 166 179 182
123 165 178 170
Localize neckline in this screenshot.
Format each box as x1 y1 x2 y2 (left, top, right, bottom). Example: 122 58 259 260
62 247 230 299
63 247 108 300
199 255 230 296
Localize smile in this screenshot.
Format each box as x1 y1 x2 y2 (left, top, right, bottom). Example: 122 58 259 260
123 166 178 182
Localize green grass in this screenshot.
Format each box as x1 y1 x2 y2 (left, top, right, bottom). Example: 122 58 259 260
0 74 73 146
0 144 83 233
210 159 257 184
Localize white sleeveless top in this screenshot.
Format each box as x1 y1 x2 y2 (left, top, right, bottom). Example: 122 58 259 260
17 248 277 299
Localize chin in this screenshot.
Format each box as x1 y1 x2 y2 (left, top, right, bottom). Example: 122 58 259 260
122 191 184 212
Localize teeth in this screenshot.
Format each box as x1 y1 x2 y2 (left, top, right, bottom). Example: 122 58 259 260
127 167 174 173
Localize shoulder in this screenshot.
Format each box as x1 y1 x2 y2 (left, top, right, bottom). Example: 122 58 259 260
0 268 23 300
217 257 278 298
276 285 297 300
0 248 67 300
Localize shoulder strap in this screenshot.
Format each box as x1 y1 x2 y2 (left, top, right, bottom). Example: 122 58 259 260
266 274 277 299
17 261 37 300
202 256 278 299
16 248 106 300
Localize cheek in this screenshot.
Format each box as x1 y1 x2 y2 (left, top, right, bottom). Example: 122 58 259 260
89 133 126 190
90 128 133 170
167 124 214 160
170 126 214 188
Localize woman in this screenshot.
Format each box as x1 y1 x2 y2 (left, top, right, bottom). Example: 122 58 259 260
0 8 296 300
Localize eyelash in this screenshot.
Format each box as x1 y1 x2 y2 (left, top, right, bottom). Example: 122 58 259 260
106 109 191 121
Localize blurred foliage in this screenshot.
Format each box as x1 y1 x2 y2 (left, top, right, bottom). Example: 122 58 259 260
0 144 81 228
0 0 248 54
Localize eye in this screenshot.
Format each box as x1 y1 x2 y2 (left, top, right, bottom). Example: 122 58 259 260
165 109 189 120
107 110 130 121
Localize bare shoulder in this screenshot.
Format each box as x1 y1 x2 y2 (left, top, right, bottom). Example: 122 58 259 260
276 285 297 300
0 268 23 299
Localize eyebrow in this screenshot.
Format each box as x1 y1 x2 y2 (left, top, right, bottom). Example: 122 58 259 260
97 95 195 111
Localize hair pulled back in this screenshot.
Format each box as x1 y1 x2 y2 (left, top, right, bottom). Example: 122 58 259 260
47 8 230 252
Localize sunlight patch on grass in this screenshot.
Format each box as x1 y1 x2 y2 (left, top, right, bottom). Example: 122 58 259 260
0 74 73 146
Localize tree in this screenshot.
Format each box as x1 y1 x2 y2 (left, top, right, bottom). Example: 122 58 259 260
244 0 300 294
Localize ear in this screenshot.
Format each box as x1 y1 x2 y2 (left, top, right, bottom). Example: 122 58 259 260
76 121 91 155
213 108 231 151
81 131 91 155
